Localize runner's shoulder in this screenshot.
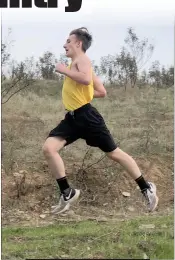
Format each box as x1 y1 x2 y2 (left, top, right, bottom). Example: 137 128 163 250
77 55 92 66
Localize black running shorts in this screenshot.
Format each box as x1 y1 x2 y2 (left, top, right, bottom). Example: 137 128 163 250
48 103 117 153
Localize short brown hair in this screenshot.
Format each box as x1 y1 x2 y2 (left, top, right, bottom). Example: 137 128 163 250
70 27 92 52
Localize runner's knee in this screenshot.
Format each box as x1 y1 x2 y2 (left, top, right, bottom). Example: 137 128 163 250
43 143 54 158
42 138 65 158
107 147 122 161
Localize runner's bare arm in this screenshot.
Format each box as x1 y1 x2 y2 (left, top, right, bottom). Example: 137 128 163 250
56 59 91 85
93 72 107 98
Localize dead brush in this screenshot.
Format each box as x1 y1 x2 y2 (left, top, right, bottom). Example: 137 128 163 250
12 170 29 198
2 120 27 174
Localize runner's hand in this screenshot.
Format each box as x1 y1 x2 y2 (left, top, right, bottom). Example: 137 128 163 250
55 64 68 74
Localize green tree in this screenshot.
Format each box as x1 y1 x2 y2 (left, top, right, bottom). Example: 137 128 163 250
37 51 57 80
125 27 154 71
100 28 154 90
161 66 174 87
1 29 36 104
149 61 161 88
137 70 148 87
100 49 137 90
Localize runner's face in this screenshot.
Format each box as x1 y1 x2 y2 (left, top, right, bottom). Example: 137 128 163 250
63 34 80 58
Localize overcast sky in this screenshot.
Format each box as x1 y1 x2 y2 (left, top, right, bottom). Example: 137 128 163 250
1 0 175 69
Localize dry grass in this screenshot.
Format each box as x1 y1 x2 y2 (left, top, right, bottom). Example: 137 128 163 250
2 82 173 173
1 82 174 211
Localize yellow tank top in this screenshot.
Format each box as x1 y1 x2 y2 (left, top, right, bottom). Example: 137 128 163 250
62 64 94 111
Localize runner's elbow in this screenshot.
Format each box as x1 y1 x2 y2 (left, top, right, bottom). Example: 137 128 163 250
83 79 91 85
101 89 107 97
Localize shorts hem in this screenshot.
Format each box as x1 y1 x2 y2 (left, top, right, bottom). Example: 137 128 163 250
100 144 118 153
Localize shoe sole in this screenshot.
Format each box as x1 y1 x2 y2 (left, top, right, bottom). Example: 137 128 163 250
52 189 80 214
149 195 159 212
148 182 159 212
52 203 70 214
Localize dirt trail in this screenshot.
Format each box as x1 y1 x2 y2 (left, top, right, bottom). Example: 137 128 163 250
2 156 174 227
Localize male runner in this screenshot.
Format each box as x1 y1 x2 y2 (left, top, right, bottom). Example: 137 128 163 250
43 27 158 214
